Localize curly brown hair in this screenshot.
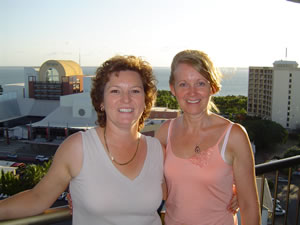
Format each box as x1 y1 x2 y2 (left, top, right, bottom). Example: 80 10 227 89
90 55 157 131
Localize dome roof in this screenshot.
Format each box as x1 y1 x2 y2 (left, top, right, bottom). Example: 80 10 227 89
39 60 83 82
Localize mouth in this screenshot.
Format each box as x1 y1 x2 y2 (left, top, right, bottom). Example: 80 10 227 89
186 99 200 104
119 108 134 113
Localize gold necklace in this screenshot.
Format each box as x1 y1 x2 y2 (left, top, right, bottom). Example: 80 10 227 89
103 127 140 166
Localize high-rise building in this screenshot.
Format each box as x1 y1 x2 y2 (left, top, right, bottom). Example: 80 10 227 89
247 60 300 130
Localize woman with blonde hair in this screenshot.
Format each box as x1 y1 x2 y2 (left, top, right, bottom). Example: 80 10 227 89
156 50 261 225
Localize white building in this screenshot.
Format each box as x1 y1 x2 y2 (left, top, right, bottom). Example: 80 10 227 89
0 60 85 127
31 92 97 130
248 60 300 130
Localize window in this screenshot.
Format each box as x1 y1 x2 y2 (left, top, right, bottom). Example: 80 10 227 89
290 73 292 77
46 68 59 82
287 123 289 127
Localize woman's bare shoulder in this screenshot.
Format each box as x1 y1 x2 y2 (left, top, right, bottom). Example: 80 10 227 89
230 123 248 139
228 123 252 156
210 113 232 128
155 119 173 147
54 131 84 177
56 131 82 154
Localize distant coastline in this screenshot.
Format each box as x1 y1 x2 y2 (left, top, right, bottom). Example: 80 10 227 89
0 66 249 97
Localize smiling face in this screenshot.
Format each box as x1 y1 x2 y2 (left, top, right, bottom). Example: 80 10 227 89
170 63 212 115
103 70 146 129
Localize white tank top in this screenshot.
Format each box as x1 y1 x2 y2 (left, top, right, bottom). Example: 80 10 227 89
70 128 163 225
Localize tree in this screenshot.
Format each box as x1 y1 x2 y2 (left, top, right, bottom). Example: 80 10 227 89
281 146 300 173
0 170 21 195
0 160 52 196
213 95 247 120
156 90 179 109
283 146 300 158
242 119 288 151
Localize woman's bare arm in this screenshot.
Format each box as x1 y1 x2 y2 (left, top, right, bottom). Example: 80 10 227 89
230 124 261 225
0 132 83 220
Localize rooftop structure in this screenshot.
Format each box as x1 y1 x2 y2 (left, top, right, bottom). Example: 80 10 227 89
27 60 84 100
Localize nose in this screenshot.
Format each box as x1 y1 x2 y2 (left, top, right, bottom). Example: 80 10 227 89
188 85 197 96
121 92 131 103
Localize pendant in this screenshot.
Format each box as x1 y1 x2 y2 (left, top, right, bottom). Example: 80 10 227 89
195 145 201 153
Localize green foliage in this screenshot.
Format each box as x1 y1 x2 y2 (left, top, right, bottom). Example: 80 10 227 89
242 119 288 151
0 170 21 195
155 91 248 114
283 146 300 158
213 95 247 121
155 90 179 109
0 160 52 196
281 146 300 174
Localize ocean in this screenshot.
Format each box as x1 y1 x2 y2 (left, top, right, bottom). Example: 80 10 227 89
0 66 248 96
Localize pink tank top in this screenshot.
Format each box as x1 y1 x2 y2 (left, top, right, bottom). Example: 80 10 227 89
164 119 238 225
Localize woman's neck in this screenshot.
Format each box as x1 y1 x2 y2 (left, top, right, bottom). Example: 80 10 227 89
181 109 212 132
103 123 140 142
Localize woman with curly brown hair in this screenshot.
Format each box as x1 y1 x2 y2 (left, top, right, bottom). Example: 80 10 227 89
0 55 164 225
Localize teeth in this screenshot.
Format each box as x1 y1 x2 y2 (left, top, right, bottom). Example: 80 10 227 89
187 100 200 103
119 108 133 112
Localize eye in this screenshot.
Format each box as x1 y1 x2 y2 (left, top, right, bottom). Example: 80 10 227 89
198 81 207 87
131 89 141 94
110 89 120 94
196 80 209 88
178 82 187 88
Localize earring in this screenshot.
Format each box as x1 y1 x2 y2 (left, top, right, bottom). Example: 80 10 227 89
100 105 104 111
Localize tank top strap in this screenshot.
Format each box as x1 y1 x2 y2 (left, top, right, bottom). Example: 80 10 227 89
220 122 234 161
166 119 175 150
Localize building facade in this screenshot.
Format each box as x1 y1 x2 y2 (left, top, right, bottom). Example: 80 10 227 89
247 60 300 130
26 60 83 100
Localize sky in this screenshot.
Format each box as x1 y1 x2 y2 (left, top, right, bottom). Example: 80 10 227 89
1 0 300 67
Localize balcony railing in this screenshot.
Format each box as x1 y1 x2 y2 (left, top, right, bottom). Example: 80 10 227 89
256 155 300 225
0 205 71 225
2 155 300 224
